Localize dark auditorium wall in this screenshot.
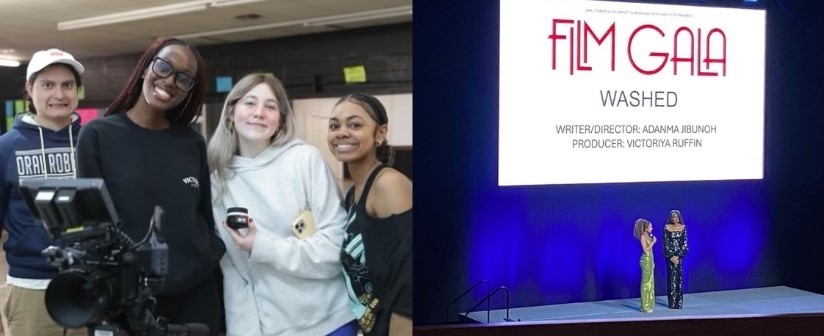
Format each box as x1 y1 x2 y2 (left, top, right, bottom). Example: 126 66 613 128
413 0 824 326
763 0 824 298
0 67 23 105
0 22 411 134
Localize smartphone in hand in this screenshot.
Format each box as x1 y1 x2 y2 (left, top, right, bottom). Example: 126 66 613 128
291 209 316 239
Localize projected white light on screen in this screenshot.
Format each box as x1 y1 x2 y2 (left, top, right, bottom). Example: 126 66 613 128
498 0 765 186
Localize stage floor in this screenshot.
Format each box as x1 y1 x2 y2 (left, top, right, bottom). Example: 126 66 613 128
464 286 824 324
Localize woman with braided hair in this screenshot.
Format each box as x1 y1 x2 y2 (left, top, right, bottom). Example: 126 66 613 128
663 210 688 309
328 93 412 335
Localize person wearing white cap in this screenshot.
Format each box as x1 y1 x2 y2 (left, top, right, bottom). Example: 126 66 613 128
0 48 87 336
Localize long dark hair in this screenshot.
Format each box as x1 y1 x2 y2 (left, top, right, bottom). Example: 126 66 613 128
667 210 684 225
106 37 206 126
335 92 395 166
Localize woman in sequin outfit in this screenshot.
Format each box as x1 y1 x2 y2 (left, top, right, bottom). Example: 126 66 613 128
664 210 688 309
634 218 656 313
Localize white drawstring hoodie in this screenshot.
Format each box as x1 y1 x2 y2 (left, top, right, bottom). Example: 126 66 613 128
212 138 354 336
25 112 78 179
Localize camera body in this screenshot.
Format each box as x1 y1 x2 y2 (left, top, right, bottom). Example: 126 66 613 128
18 178 199 335
39 219 168 329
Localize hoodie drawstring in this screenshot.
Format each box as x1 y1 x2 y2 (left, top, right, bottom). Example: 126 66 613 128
69 123 76 179
37 125 48 179
36 119 77 179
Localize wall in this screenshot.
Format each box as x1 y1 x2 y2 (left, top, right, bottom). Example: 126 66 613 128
1 23 412 134
292 93 412 187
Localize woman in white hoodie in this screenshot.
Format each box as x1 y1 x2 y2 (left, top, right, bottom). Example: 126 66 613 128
207 73 356 336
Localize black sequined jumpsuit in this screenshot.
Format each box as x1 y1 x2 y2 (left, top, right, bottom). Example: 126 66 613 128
664 226 688 308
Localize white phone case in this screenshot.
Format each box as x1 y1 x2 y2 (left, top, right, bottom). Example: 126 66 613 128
291 209 316 239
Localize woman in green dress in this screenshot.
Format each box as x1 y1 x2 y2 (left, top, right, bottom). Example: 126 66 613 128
634 218 657 313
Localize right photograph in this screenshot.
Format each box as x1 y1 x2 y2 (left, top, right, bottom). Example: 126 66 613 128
412 0 824 335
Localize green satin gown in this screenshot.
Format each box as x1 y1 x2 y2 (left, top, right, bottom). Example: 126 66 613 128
640 235 655 312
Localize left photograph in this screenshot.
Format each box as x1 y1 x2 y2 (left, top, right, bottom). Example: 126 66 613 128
0 1 411 335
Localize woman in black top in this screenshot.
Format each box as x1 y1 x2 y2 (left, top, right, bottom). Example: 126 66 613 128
664 209 688 309
327 93 412 336
76 37 225 334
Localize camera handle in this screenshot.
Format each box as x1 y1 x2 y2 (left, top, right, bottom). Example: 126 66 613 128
154 318 210 336
106 301 209 336
42 245 86 268
90 318 209 336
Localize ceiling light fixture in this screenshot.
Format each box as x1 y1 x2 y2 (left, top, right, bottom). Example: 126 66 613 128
210 0 266 7
0 59 21 67
57 0 266 31
302 6 412 27
174 5 412 40
175 19 302 40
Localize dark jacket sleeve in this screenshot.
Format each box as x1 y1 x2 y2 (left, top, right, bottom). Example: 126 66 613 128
76 122 103 179
678 228 688 258
197 138 227 333
664 227 674 258
0 149 7 232
197 139 222 241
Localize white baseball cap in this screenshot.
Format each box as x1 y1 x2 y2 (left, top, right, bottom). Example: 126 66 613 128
26 48 85 81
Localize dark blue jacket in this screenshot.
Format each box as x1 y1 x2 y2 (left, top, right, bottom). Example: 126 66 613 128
0 112 81 279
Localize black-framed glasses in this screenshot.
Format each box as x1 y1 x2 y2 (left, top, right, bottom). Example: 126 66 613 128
151 56 196 92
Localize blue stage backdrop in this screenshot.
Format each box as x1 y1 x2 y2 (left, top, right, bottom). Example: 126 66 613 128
468 181 773 307
410 0 824 326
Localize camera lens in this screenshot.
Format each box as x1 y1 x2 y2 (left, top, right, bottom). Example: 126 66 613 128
226 207 249 229
46 268 113 328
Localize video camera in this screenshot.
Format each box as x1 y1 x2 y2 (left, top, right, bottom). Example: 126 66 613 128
20 178 208 336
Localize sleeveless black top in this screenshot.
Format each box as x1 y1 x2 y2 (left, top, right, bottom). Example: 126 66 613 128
340 165 413 335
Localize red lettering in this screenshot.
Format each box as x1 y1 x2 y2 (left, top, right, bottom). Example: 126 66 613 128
700 28 727 76
550 19 727 77
549 19 616 75
548 19 574 74
671 27 695 75
582 22 616 71
628 25 668 75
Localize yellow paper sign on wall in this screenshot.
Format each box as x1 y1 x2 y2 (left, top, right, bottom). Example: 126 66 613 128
343 66 366 83
78 86 85 100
